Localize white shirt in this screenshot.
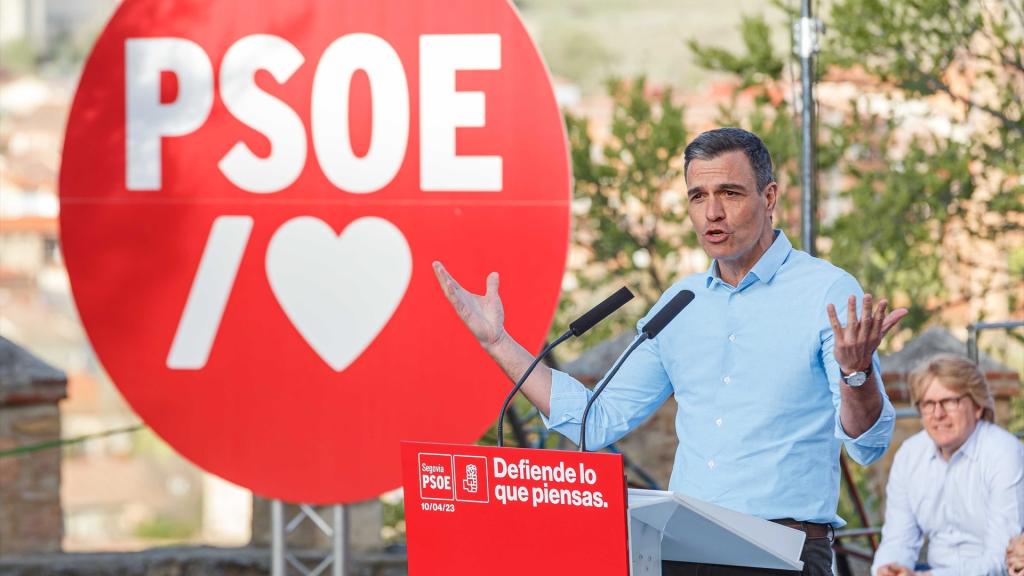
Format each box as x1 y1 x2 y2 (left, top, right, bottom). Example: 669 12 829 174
871 420 1024 576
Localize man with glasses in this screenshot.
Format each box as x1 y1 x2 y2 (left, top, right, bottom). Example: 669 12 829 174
871 354 1024 576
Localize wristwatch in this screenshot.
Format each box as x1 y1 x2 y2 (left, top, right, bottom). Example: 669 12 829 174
841 365 873 387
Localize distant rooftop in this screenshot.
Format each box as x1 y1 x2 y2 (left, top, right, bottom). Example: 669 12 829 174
879 326 1020 401
0 336 67 406
879 326 1013 374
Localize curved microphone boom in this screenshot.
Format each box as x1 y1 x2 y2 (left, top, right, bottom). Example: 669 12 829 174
496 287 634 447
579 289 695 452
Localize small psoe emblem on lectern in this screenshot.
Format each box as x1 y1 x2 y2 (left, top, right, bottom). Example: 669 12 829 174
463 464 479 493
454 455 490 503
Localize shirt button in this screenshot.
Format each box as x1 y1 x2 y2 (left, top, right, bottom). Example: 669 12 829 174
728 334 736 342
715 418 723 427
723 376 731 384
708 460 715 469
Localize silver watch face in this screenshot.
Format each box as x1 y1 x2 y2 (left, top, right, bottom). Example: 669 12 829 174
843 371 868 387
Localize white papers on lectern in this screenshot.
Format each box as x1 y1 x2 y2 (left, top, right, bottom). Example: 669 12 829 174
628 489 806 571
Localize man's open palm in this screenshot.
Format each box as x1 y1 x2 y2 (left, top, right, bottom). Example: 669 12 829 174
827 294 908 373
433 261 505 348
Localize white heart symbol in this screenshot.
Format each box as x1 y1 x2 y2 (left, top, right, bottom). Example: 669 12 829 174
266 216 412 372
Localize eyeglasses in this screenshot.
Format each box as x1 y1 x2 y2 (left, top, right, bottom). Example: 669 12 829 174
916 394 970 415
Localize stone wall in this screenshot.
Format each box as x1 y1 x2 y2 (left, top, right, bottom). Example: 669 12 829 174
0 404 64 555
0 337 67 556
0 545 407 576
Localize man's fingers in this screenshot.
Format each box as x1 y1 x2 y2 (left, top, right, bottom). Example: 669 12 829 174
431 260 445 279
827 303 845 344
887 563 904 575
873 300 889 338
880 308 909 336
486 271 500 298
845 294 860 340
432 261 482 324
431 261 452 294
858 294 873 340
879 564 901 576
846 295 857 330
432 261 464 296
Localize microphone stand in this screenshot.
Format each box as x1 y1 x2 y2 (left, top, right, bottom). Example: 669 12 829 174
577 289 694 452
495 330 571 448
578 334 647 452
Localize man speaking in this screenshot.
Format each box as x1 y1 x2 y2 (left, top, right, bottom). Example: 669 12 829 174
434 127 907 575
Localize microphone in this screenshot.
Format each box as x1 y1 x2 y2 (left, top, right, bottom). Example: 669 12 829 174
496 287 634 447
569 286 635 336
641 289 695 339
579 289 695 452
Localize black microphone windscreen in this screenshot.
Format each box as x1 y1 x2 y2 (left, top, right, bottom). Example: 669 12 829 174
569 286 634 337
642 290 695 339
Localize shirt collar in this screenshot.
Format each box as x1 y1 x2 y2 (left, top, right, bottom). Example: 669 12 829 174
704 229 792 290
929 420 985 463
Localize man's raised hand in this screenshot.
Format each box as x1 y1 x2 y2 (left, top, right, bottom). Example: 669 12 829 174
827 294 909 374
432 261 506 349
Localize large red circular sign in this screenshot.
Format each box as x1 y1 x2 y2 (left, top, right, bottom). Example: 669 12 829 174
60 0 569 503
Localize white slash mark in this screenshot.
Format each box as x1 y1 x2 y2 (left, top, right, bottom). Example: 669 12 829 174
166 216 253 369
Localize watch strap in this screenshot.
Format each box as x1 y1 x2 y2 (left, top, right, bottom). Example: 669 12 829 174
842 364 873 379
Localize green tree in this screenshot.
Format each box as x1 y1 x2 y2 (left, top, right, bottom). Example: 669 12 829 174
555 78 689 352
689 0 1023 337
688 14 804 242
824 0 1023 330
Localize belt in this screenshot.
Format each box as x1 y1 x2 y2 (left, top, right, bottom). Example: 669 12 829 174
770 518 833 540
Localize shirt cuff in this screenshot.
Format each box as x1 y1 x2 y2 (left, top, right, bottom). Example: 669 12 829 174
836 394 896 445
539 369 590 430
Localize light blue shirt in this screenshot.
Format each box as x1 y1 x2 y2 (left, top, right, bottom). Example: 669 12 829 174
543 230 895 525
871 421 1024 576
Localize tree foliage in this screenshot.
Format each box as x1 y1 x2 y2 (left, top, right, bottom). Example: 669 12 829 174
689 0 1023 336
555 0 1021 355
824 0 1023 329
555 78 690 350
688 12 804 244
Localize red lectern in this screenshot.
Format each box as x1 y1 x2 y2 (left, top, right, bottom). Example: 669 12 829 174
401 442 630 575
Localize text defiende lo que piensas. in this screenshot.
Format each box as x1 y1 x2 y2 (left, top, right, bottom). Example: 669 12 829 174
492 457 607 508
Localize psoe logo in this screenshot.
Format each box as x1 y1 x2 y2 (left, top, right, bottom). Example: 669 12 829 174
454 455 489 503
418 453 454 501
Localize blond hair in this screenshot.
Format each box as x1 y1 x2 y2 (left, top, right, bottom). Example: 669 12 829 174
908 354 995 422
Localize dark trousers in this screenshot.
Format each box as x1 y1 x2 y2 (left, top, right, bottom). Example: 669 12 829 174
662 537 833 576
